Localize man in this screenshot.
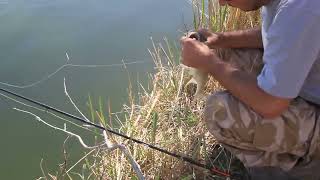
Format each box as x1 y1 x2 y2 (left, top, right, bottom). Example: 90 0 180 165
180 0 320 179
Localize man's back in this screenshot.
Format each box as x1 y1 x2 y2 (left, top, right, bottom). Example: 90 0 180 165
260 0 320 104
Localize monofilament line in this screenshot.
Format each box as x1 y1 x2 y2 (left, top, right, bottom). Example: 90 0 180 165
0 54 151 89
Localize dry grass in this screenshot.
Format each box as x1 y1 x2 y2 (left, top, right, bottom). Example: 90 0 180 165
88 39 228 179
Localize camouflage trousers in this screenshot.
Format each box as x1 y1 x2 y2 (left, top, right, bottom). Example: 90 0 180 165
204 48 320 176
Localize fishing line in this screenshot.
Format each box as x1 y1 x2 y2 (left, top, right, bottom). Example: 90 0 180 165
0 87 231 178
0 59 151 89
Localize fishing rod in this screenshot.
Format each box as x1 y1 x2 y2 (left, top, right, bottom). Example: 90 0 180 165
0 87 231 178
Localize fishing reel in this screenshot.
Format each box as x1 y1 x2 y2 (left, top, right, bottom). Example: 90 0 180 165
187 31 207 43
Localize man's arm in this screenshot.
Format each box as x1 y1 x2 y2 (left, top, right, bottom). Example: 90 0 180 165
199 27 263 49
208 56 290 118
180 37 290 118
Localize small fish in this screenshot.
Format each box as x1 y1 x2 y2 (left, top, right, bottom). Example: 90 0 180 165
182 64 208 99
183 31 209 99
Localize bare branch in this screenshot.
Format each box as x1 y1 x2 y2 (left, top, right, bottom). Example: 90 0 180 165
63 78 90 122
14 108 102 149
102 131 145 180
14 107 145 179
39 159 48 180
0 92 97 134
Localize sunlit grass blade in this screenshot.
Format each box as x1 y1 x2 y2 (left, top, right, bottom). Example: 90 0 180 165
98 96 106 128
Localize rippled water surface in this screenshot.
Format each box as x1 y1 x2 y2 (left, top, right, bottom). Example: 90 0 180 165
0 0 193 178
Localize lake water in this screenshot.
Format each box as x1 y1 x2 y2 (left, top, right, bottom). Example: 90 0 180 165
0 0 193 179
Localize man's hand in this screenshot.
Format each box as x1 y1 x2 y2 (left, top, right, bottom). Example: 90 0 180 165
180 36 216 72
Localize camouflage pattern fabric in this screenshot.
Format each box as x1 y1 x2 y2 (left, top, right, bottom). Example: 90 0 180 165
203 48 320 178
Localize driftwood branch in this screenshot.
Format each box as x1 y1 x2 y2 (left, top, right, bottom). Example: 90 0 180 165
14 108 102 149
102 131 144 179
14 107 145 180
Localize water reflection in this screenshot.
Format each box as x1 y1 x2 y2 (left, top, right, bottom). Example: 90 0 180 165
0 0 192 179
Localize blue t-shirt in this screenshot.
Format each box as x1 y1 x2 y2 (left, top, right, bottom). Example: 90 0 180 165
258 0 320 104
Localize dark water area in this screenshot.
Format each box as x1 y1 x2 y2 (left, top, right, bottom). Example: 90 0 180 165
0 0 193 179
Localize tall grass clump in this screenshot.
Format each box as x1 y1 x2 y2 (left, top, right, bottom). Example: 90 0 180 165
40 1 261 179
